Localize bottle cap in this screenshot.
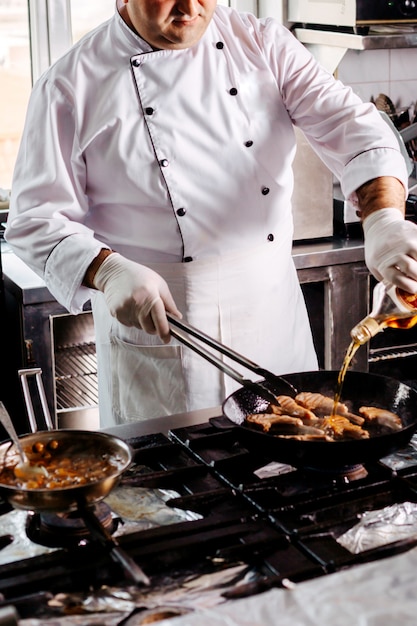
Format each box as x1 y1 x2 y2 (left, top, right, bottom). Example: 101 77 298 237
350 317 381 344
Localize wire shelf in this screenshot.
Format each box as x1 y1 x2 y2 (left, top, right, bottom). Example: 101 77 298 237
54 342 98 410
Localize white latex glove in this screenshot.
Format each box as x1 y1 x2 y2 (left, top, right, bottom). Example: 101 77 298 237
363 208 417 293
93 253 182 343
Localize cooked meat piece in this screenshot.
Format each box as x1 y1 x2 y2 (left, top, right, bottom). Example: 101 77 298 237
322 415 369 440
244 393 401 441
289 424 326 435
344 412 365 426
275 395 316 421
277 434 334 441
245 413 303 433
359 407 402 430
295 392 349 417
268 403 285 415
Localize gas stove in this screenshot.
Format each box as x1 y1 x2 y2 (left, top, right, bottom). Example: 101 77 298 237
2 417 417 624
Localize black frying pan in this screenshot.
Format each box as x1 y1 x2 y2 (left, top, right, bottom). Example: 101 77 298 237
167 317 417 471
217 370 417 470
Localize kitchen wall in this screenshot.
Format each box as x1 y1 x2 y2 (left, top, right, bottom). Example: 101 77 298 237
263 1 417 117
337 47 417 117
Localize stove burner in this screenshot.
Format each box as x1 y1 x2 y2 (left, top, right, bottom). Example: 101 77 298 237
26 502 118 548
304 464 369 482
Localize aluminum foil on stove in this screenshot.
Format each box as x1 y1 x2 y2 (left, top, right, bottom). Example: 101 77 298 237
380 433 417 471
0 487 202 565
337 501 417 553
18 564 251 626
0 509 57 565
105 486 202 535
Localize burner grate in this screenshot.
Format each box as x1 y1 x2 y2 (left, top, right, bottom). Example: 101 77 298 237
2 423 417 617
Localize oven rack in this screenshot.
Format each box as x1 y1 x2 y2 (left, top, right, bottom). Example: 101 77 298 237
54 341 98 410
369 342 417 363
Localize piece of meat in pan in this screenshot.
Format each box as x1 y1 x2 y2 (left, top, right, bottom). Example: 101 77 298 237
295 392 348 417
359 406 402 431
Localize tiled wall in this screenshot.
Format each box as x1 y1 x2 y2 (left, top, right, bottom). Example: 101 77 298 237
337 47 417 118
245 0 416 119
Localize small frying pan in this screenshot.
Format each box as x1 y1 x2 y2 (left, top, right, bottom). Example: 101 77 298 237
0 370 150 586
219 370 417 470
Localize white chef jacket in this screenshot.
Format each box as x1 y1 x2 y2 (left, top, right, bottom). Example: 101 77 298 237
6 6 408 426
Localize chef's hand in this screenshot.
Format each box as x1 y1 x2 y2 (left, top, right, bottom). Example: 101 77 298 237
363 208 417 293
93 253 182 343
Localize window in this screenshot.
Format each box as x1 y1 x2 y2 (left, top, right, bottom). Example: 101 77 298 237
70 0 115 44
0 0 273 191
0 0 31 190
0 0 115 191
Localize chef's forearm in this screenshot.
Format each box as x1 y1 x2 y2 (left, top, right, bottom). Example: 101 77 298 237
356 176 406 221
83 248 114 288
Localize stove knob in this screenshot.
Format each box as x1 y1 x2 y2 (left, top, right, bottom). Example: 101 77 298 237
0 606 18 626
398 0 417 16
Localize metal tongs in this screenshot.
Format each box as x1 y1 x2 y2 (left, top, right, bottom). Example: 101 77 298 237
167 314 296 405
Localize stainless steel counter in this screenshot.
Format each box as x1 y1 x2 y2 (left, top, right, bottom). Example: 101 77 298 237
293 237 369 371
292 236 364 270
103 405 222 439
2 243 63 305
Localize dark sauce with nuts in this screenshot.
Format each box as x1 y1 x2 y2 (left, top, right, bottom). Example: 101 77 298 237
0 438 120 490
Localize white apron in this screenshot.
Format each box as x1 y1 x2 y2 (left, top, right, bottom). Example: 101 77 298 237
92 241 318 428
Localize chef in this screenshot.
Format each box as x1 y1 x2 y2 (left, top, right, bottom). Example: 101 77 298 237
5 0 417 427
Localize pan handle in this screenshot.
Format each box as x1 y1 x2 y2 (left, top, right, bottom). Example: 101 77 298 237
168 318 294 404
18 368 54 432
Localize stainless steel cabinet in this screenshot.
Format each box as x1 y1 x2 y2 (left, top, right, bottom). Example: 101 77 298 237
2 251 97 433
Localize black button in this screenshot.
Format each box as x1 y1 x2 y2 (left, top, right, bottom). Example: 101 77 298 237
267 233 274 242
216 41 224 49
132 59 140 67
145 107 154 115
229 87 238 96
160 159 169 167
244 140 253 147
183 256 193 262
177 208 186 216
261 187 270 195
